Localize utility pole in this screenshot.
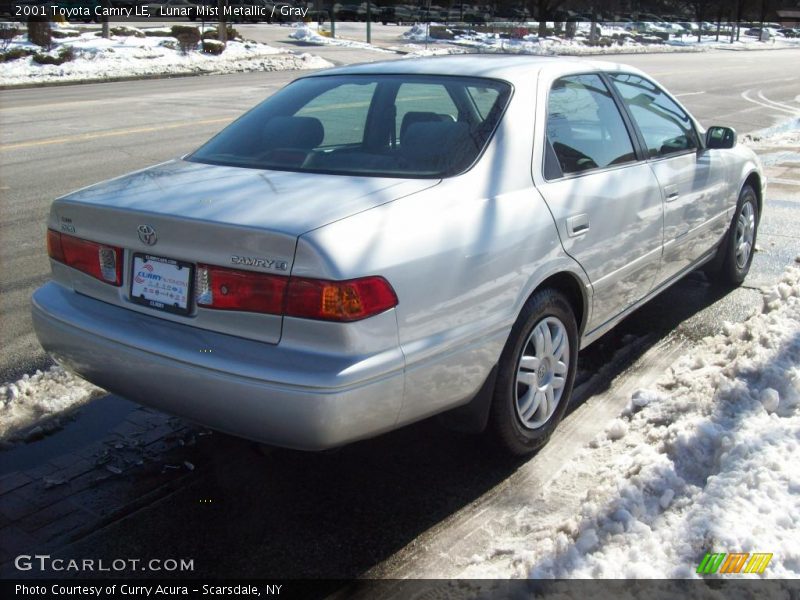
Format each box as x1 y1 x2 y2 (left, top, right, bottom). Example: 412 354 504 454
366 2 371 44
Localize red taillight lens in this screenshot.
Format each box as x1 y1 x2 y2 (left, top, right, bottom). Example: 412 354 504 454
195 267 398 322
46 229 65 262
195 264 287 314
285 276 398 322
47 229 122 286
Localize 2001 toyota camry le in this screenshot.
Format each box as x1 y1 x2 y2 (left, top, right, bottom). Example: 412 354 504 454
32 56 764 455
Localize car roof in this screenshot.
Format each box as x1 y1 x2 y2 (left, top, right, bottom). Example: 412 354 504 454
309 54 640 82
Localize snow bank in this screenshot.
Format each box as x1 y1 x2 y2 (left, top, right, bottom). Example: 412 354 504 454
0 30 332 87
464 259 800 578
288 23 394 53
0 366 105 442
398 25 800 56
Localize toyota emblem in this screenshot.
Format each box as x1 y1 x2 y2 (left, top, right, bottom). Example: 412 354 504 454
137 224 157 246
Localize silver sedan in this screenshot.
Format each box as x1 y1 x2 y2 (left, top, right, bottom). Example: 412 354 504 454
32 56 764 455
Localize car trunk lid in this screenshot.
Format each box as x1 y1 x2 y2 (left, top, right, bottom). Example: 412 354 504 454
49 160 438 344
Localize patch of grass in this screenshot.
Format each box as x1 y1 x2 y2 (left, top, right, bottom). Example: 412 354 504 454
32 46 76 65
201 26 240 41
201 39 225 55
110 26 145 38
144 28 174 37
51 29 80 39
0 47 35 62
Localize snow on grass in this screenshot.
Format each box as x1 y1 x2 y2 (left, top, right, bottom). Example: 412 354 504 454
462 259 800 578
398 25 800 56
0 29 332 87
0 366 105 442
288 23 394 53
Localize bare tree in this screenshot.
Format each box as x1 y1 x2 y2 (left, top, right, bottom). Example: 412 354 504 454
530 0 566 37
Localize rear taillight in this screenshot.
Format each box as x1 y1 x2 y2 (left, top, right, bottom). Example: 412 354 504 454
195 264 287 314
47 229 123 286
196 266 398 322
285 276 398 322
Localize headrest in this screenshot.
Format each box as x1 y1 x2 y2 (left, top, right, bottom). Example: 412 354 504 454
263 116 324 150
400 111 454 140
400 121 478 173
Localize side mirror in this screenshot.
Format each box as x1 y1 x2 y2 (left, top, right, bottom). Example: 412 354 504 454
706 126 737 149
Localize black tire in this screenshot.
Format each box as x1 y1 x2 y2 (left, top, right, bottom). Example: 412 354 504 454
708 184 759 287
489 289 578 456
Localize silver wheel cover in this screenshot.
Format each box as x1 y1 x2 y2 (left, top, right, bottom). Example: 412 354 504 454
735 200 756 269
514 316 569 429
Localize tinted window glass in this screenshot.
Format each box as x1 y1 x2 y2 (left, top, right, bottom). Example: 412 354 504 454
467 85 501 119
546 74 636 176
609 73 698 158
189 75 511 178
295 82 376 147
394 82 458 142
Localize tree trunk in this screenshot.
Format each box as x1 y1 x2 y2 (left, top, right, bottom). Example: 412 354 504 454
100 0 111 38
218 0 227 44
27 16 51 49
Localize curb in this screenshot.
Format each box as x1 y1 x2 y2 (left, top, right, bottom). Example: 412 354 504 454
0 70 221 91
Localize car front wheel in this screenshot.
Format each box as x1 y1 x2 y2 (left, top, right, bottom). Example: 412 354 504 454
489 289 578 455
709 184 759 287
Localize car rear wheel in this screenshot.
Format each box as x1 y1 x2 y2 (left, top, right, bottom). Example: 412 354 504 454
489 289 578 455
709 184 759 287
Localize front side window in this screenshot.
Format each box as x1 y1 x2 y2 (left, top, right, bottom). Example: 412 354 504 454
545 74 636 177
189 74 512 178
609 73 699 158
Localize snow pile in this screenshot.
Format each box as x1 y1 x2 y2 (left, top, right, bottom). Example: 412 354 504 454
742 119 800 169
288 23 394 53
464 260 800 578
398 25 800 56
402 23 439 43
400 46 468 57
447 33 708 56
744 118 800 148
0 30 332 87
288 23 329 43
0 366 105 442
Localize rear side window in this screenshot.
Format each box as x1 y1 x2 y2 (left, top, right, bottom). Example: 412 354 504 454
188 74 511 178
609 73 699 158
546 74 636 177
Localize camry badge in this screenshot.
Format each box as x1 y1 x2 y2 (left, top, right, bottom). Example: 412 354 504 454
137 224 157 246
231 255 289 271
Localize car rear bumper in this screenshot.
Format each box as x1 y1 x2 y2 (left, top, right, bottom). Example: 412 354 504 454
31 282 405 450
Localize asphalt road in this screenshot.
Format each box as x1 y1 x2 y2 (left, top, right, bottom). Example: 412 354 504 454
2 46 800 380
1 43 800 580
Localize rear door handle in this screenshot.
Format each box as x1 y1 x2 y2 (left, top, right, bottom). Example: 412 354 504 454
566 214 590 237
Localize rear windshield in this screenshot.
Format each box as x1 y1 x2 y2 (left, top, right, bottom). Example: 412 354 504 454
188 74 512 178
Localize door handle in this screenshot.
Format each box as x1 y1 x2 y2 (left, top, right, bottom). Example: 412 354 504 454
664 184 680 202
566 214 590 237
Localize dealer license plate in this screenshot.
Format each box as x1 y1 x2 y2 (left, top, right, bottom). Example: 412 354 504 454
130 254 193 315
